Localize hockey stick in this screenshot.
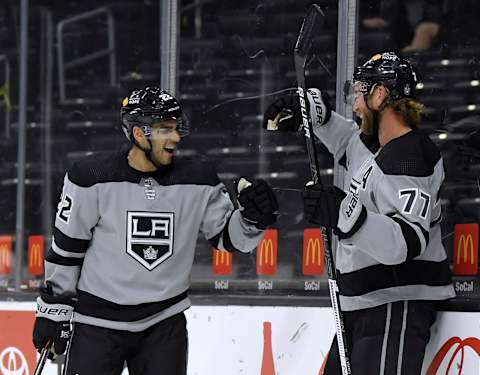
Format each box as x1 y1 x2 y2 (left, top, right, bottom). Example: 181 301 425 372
294 5 352 375
33 339 52 375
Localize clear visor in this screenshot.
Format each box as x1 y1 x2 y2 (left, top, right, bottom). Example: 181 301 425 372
343 80 369 105
141 114 190 138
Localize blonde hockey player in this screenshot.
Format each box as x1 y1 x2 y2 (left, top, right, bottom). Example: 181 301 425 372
263 52 455 375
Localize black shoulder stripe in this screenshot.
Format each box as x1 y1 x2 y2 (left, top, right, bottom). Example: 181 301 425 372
360 132 380 154
375 131 441 177
54 228 90 253
45 248 84 266
68 150 222 187
390 216 422 261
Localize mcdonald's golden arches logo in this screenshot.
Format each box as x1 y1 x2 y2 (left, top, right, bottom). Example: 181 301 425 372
457 235 474 264
212 248 232 275
28 235 44 276
256 229 277 275
303 229 324 275
453 224 478 276
0 236 13 275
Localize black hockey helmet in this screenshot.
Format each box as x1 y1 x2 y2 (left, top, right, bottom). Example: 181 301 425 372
120 86 189 140
352 52 418 101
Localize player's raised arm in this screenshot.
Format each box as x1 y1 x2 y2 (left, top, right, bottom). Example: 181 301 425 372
263 88 359 161
202 173 278 254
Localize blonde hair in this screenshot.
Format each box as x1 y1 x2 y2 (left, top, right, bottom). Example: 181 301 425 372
388 98 424 128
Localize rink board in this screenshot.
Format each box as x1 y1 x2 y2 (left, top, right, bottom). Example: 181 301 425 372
0 302 478 374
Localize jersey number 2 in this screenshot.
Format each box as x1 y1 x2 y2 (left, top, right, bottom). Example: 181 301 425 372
57 194 73 223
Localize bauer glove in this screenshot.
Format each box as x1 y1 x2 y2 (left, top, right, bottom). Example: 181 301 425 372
262 88 332 132
303 184 367 239
237 177 279 229
33 283 75 359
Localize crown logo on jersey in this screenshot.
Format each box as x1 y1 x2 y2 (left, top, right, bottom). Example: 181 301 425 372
143 246 158 260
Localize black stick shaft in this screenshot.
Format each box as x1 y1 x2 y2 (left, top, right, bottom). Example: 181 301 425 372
294 5 352 375
33 339 52 375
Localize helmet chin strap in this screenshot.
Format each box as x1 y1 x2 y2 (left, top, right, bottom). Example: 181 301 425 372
129 124 167 170
143 139 165 170
131 136 164 170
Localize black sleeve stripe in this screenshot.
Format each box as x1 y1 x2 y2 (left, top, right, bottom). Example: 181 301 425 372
390 216 422 261
338 151 348 170
54 227 90 253
208 234 221 249
221 215 237 252
52 241 86 259
207 214 237 253
46 247 84 266
409 220 430 247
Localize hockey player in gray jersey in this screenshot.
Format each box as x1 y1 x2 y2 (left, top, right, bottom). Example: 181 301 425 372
263 52 454 374
32 86 279 375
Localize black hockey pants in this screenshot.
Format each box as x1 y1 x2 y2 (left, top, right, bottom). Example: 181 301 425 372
63 312 187 375
324 300 437 375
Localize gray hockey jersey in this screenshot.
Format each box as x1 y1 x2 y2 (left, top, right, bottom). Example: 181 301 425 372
45 147 264 331
313 112 455 311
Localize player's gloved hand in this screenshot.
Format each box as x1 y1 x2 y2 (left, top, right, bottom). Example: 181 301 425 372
237 177 279 229
262 92 300 132
33 284 75 359
303 183 367 239
262 88 332 132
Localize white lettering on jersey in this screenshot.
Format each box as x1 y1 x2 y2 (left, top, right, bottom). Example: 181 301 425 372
132 218 170 237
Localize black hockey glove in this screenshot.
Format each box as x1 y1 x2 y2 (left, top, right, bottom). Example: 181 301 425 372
262 88 332 132
237 177 279 229
303 184 367 239
33 284 75 359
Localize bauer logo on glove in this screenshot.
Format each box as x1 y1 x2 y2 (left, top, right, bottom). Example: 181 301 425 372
33 283 75 360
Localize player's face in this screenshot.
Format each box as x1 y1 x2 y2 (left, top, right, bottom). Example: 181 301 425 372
352 81 367 114
352 82 374 134
149 119 181 165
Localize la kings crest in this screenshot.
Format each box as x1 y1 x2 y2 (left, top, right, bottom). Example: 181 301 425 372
126 211 174 270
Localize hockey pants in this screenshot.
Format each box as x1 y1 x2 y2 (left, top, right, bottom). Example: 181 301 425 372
324 300 437 375
63 312 187 375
